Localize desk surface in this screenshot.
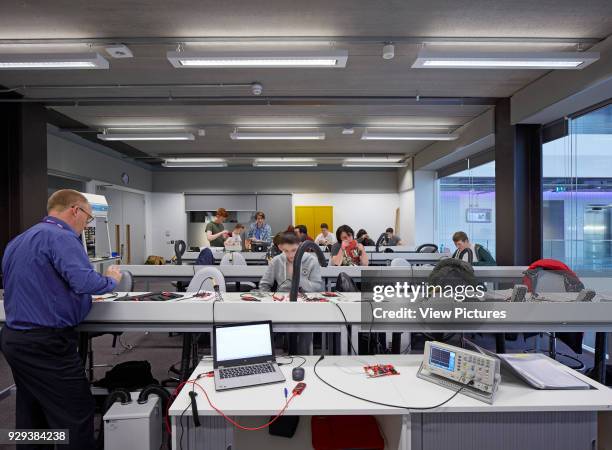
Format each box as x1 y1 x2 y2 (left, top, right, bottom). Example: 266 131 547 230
182 251 445 264
120 264 529 280
168 355 612 416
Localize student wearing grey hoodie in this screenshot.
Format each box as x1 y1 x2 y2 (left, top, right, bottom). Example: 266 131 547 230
259 231 324 292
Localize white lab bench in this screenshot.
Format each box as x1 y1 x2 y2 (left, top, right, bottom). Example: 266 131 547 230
169 355 612 450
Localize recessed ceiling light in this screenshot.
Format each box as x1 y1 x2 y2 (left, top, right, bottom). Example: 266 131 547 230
412 49 599 70
361 130 458 141
167 50 348 68
104 45 133 59
231 131 325 140
253 158 318 167
97 132 195 141
0 52 109 70
162 158 227 167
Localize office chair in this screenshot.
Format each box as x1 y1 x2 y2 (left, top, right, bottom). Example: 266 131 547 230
416 243 438 253
390 258 411 266
220 253 256 291
531 270 584 370
334 272 359 292
163 267 228 386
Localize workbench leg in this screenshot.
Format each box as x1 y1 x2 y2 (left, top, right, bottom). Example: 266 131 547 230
594 332 608 385
400 414 412 450
180 333 193 381
495 333 506 353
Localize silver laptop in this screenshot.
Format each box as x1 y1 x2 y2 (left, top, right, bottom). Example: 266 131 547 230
213 321 285 391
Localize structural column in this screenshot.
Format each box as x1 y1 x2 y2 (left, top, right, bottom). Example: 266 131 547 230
495 98 542 266
0 98 48 267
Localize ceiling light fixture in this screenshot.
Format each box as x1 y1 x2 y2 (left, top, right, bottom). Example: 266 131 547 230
0 52 109 70
342 157 407 168
253 158 318 167
361 130 458 141
162 158 227 167
167 50 348 68
97 132 195 141
231 130 325 140
412 49 600 69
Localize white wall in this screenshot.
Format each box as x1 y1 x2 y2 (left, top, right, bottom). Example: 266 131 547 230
397 170 436 247
146 193 188 259
291 193 400 241
47 128 153 192
152 169 398 193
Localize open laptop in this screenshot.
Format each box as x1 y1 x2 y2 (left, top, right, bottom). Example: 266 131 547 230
213 321 285 391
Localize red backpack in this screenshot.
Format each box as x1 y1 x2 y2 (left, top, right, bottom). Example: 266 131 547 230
522 258 584 293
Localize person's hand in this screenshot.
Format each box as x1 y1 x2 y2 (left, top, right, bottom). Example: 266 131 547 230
341 240 350 249
105 265 122 283
222 230 229 237
357 243 365 252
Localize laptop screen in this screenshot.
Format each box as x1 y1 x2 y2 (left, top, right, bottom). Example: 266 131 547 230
215 322 273 363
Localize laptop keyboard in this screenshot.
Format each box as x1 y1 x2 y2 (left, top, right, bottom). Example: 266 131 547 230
219 363 275 379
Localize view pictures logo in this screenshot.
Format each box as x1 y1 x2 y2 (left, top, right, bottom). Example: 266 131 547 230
372 282 486 302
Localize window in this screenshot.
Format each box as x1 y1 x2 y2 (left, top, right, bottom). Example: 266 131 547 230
435 160 496 256
542 103 612 271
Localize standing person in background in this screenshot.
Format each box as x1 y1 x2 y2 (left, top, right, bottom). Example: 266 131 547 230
205 208 229 247
0 189 122 450
247 211 272 244
356 229 376 247
330 225 369 266
294 225 313 242
315 223 336 246
383 227 403 246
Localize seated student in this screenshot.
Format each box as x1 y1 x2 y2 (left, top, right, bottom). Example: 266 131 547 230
224 223 245 250
259 231 323 292
383 227 403 246
451 231 496 266
356 229 376 247
294 224 313 242
330 225 369 266
315 223 336 246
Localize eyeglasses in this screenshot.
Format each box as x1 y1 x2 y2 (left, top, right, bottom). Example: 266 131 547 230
74 206 95 224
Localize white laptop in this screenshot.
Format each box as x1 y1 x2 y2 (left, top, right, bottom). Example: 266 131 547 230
213 321 285 391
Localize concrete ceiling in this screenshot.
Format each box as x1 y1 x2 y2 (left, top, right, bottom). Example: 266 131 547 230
0 0 610 165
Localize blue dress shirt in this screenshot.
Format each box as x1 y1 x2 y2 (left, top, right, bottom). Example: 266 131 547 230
1 216 117 329
247 222 272 243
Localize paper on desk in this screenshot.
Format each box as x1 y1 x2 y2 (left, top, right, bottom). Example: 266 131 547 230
499 354 590 390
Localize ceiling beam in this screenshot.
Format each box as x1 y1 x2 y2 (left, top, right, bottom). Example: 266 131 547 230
0 36 601 46
0 96 498 107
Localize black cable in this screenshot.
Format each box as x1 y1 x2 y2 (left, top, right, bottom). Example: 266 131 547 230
277 355 307 368
313 355 468 411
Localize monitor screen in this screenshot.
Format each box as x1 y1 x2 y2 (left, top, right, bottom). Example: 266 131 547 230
429 346 456 371
215 323 273 363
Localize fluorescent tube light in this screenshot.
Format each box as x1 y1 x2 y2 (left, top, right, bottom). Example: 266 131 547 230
162 158 227 168
412 49 599 70
0 52 109 70
167 50 348 68
342 157 407 168
361 130 458 141
342 162 408 168
253 158 318 167
231 131 325 140
97 132 195 141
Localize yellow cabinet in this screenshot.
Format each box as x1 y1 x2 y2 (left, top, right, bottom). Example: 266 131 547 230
294 206 333 238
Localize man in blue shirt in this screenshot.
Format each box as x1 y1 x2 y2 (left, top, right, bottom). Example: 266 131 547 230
1 189 121 450
247 211 272 244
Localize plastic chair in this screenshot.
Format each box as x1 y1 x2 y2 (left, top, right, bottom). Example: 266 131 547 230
187 267 226 293
115 270 134 292
390 258 411 267
416 243 438 253
219 252 255 291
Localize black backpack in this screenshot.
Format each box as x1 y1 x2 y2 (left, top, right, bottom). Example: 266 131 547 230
428 258 479 289
93 361 158 391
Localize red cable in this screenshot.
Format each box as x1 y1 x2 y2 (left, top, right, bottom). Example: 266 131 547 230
190 380 297 431
164 376 298 434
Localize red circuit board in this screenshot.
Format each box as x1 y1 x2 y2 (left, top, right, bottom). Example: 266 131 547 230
363 364 400 378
